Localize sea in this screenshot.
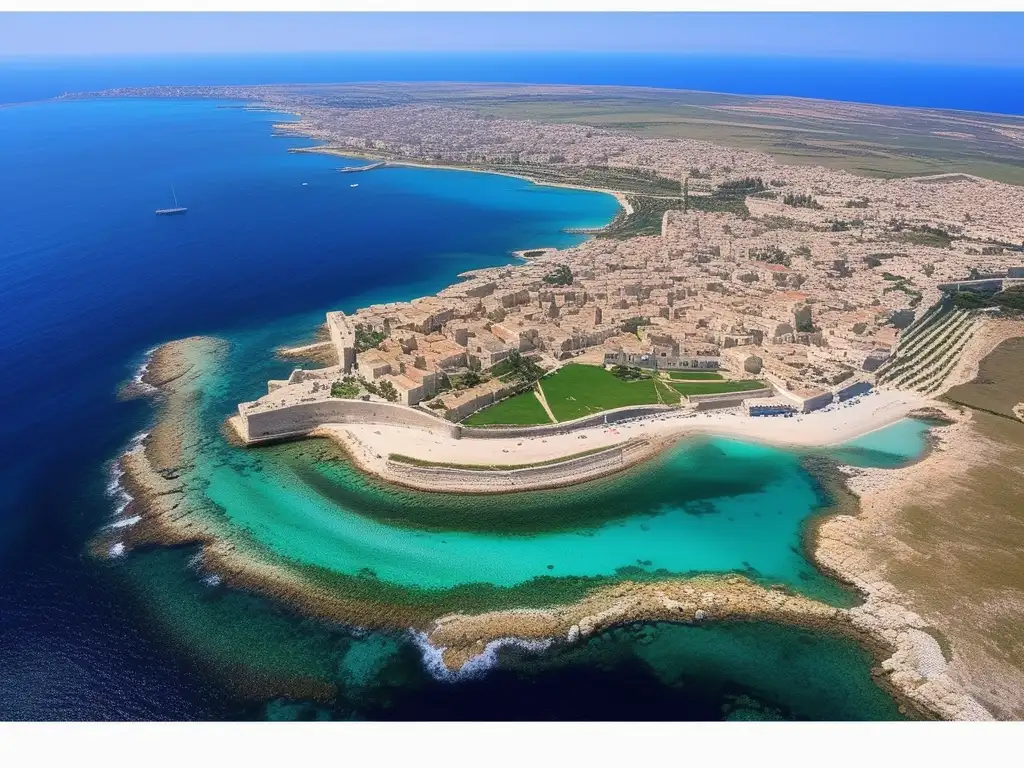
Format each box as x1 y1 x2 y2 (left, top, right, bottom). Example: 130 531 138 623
3 53 1024 115
0 57 944 721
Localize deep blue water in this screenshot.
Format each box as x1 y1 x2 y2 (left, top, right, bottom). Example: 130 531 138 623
0 97 616 719
3 52 1024 115
0 93 913 721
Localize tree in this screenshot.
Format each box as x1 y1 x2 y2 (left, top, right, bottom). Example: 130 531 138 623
506 350 544 382
543 264 573 286
377 380 399 402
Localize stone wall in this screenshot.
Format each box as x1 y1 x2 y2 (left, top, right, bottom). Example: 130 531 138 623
385 439 652 493
686 387 774 404
239 398 458 443
326 311 356 374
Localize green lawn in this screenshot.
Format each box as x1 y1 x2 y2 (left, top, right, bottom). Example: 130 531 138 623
462 390 552 426
669 380 769 397
667 370 724 380
539 364 664 421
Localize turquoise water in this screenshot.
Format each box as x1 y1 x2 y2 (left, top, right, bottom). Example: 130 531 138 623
0 91 931 719
826 417 932 468
180 334 933 608
204 436 829 593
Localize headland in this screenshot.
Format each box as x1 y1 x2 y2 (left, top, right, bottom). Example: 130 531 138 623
92 80 1024 720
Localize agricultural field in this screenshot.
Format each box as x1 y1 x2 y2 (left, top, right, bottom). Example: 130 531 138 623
462 389 552 426
539 364 665 421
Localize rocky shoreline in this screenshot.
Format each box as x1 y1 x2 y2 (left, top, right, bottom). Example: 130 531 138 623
105 336 995 720
812 405 994 720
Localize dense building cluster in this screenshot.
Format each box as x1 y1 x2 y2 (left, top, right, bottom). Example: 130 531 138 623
136 84 1022 420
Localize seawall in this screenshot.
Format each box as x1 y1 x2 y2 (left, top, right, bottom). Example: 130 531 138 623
378 439 655 493
238 398 460 443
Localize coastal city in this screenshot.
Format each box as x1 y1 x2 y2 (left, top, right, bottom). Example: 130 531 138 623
6 9 1024 737
195 83 1024 453
65 79 1024 725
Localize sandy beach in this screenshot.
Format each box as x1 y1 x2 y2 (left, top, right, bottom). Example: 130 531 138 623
109 338 995 721
316 389 927 493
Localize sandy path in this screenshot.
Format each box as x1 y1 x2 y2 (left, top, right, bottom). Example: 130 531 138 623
532 384 557 424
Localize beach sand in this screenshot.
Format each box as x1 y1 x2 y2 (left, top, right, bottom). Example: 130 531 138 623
317 389 927 493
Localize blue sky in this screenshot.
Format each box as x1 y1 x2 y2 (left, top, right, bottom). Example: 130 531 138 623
1 12 1022 66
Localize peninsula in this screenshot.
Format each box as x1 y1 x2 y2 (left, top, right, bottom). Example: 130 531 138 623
97 82 1024 720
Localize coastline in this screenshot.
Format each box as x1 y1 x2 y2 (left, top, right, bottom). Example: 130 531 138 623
107 336 993 720
92 92 1022 719
289 145 636 220
293 388 927 495
811 405 995 720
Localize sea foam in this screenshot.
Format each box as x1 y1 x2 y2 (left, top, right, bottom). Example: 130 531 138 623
410 630 552 681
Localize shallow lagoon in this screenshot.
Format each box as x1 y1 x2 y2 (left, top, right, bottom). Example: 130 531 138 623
186 335 932 609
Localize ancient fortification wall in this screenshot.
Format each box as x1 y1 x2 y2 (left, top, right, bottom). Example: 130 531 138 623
239 400 676 445
686 387 774 404
384 439 652 493
240 399 458 443
326 311 356 374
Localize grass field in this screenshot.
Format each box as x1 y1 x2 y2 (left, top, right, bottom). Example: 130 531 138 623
667 371 725 380
462 390 552 426
539 364 664 421
669 380 769 397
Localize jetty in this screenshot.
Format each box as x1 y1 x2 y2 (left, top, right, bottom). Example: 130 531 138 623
338 161 387 173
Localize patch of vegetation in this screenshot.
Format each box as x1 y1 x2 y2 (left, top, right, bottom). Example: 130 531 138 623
363 378 399 402
669 380 769 397
761 215 798 231
543 264 573 286
462 389 552 426
890 223 954 248
521 249 546 257
793 244 812 257
666 370 724 380
354 324 386 352
446 370 483 389
829 219 863 232
782 193 822 209
502 350 545 383
598 195 684 239
949 286 1024 312
688 194 750 216
749 245 790 267
716 176 765 195
330 376 362 399
845 197 870 208
610 365 648 380
540 364 665 421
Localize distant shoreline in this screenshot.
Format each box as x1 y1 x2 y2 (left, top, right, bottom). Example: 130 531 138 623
290 145 635 222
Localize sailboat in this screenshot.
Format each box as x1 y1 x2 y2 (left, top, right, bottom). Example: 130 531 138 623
155 186 187 216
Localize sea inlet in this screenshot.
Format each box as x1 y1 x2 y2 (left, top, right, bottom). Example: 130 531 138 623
0 96 924 720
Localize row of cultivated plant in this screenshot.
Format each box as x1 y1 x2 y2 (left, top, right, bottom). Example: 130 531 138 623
877 304 979 394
